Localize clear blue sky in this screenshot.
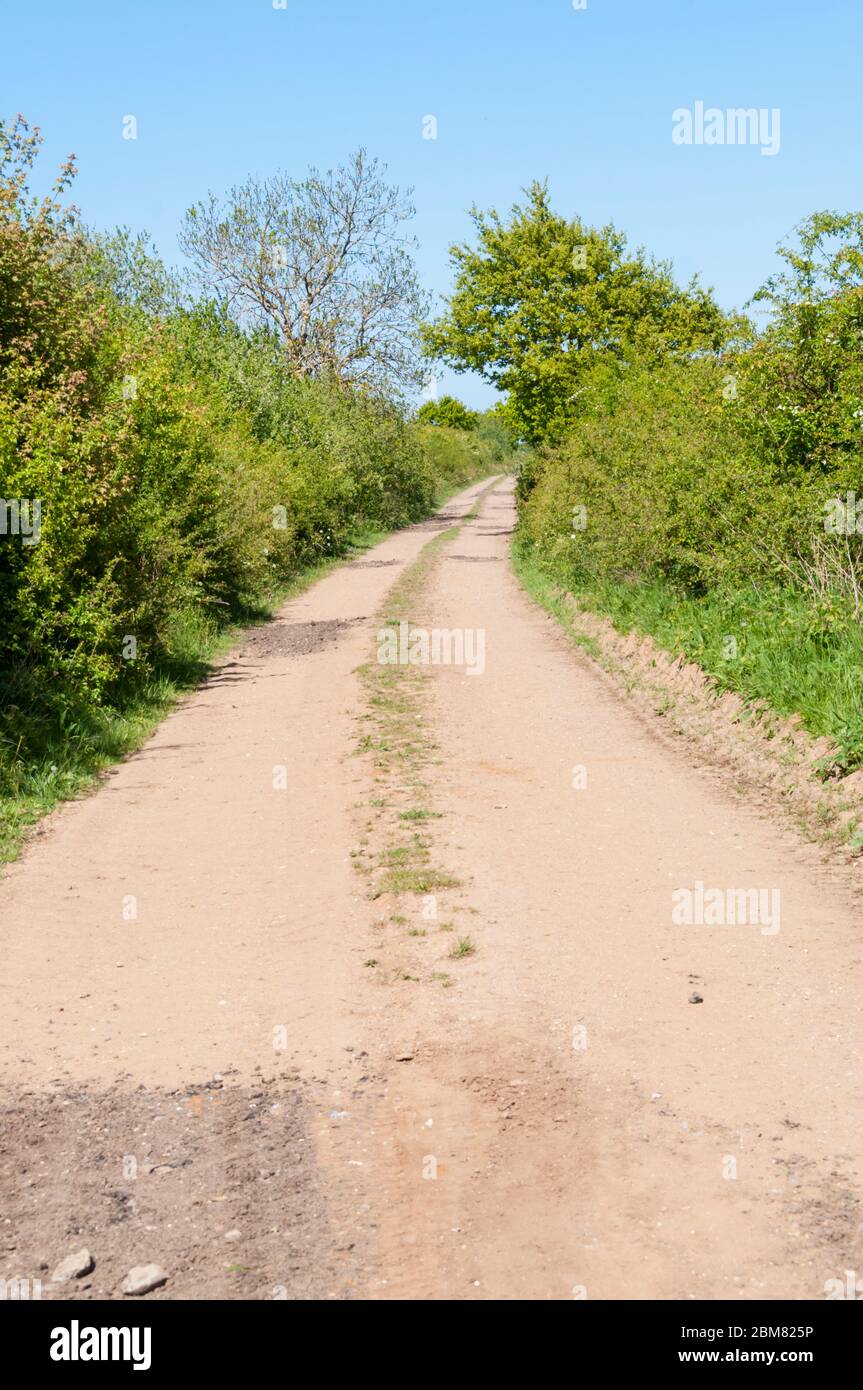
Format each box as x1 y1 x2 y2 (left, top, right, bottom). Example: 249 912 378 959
3 0 861 407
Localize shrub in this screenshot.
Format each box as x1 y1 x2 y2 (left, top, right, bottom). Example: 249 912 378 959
416 395 479 431
516 214 863 767
0 118 508 805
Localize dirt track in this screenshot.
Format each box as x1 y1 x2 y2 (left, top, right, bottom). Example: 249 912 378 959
2 477 862 1300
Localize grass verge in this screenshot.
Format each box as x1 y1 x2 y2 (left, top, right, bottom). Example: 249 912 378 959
512 540 863 857
513 541 863 775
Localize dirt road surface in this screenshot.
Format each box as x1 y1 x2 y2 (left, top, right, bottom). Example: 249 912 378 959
2 477 862 1301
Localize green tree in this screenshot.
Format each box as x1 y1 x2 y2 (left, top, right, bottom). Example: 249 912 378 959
416 394 479 430
753 210 863 310
737 211 863 474
422 182 732 443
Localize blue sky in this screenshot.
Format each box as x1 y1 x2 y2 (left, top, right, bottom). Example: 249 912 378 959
3 0 861 406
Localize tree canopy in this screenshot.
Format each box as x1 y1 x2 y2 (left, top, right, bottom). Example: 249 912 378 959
180 149 428 394
422 182 734 442
416 394 479 430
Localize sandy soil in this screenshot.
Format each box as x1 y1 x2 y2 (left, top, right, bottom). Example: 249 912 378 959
2 477 862 1301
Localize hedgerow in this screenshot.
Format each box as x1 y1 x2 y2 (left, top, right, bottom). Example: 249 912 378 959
516 213 863 770
0 118 502 824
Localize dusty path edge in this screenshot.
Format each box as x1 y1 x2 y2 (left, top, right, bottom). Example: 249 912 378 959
1 477 502 879
512 544 863 895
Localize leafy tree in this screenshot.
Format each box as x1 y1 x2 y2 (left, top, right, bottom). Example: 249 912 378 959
0 114 100 397
180 149 428 393
753 210 863 309
417 394 479 430
422 181 732 442
81 227 182 318
738 211 863 474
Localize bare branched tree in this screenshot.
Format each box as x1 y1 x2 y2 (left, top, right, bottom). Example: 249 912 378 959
179 149 428 392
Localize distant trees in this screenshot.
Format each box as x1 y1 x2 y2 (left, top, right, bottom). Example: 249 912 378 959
180 149 428 394
417 394 479 430
422 181 735 442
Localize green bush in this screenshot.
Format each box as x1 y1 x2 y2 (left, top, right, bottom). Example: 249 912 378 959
516 214 863 769
416 395 479 431
0 118 507 824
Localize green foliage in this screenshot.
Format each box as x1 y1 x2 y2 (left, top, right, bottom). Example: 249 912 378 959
416 395 479 430
740 212 863 476
0 118 508 846
423 181 735 443
415 422 501 498
517 210 863 769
